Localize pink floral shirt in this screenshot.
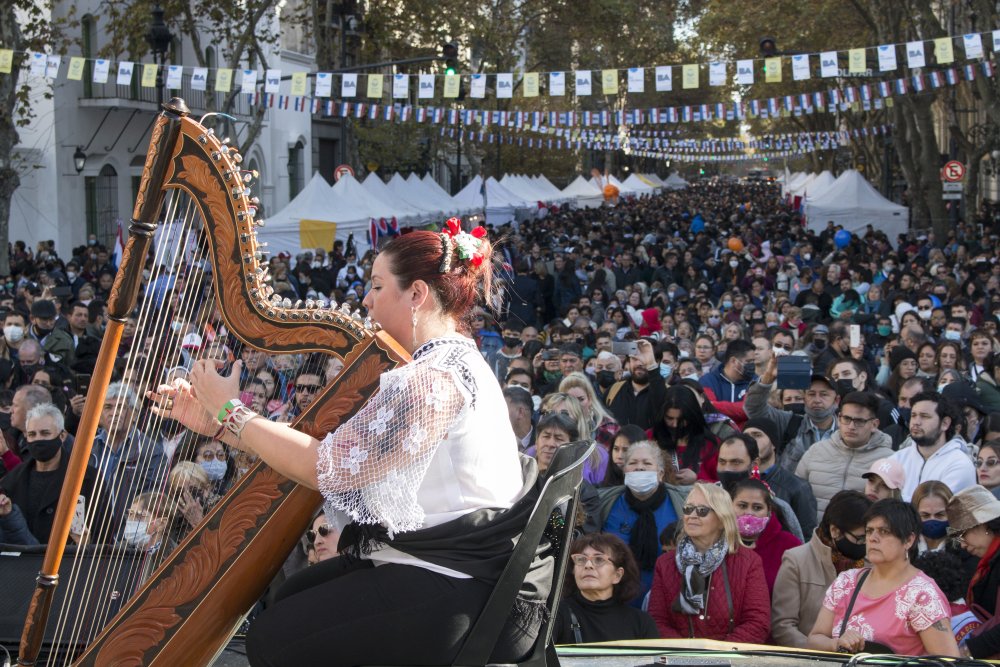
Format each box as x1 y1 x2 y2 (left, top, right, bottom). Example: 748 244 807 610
824 568 950 656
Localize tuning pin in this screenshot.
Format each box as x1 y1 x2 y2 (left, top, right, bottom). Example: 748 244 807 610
352 312 363 321
317 299 329 309
233 153 244 164
271 294 282 305
222 136 231 145
364 316 373 329
328 299 338 310
294 300 303 309
305 298 315 309
242 172 253 183
220 145 231 155
207 128 216 136
250 196 260 205
282 298 292 309
340 303 352 314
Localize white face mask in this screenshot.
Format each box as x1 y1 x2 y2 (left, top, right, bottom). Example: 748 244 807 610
67 271 77 281
684 373 700 382
122 519 150 548
624 470 659 495
3 325 24 343
729 259 739 268
918 309 932 320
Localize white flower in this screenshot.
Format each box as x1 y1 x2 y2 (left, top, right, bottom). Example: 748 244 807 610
341 445 369 475
402 422 428 454
426 380 449 411
369 406 394 435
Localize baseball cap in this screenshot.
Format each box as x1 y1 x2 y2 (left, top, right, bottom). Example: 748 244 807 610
182 333 203 350
862 458 905 491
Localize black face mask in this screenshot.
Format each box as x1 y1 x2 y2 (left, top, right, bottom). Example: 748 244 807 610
20 364 40 379
502 336 521 349
835 534 867 561
785 402 806 415
27 436 61 462
718 469 750 492
596 370 617 388
834 379 856 397
813 339 827 350
34 325 53 338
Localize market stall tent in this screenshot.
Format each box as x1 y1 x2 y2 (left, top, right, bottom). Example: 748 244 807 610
803 169 909 244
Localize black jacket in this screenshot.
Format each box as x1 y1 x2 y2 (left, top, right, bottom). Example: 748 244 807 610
968 548 1000 658
553 592 659 644
0 450 101 544
606 372 666 431
761 464 818 540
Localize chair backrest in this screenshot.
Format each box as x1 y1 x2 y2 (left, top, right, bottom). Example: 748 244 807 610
452 440 593 666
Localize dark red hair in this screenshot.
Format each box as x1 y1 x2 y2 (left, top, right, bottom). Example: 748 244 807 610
379 229 497 332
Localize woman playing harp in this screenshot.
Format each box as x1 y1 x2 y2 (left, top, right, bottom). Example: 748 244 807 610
150 223 542 666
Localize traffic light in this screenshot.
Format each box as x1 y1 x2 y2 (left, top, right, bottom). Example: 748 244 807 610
442 42 459 75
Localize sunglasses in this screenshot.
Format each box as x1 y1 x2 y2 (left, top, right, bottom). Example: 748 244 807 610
295 384 321 393
976 458 999 469
306 524 336 542
682 504 713 518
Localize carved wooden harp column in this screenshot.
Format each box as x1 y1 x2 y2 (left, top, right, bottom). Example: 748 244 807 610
18 98 409 666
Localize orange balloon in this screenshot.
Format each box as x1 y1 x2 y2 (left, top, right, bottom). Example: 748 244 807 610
603 184 620 200
727 238 744 252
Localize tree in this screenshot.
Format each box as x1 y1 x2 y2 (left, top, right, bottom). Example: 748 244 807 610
0 0 69 277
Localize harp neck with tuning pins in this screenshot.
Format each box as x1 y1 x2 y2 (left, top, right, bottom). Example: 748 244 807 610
16 98 409 666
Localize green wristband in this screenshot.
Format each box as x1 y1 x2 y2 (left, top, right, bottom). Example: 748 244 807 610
217 399 243 422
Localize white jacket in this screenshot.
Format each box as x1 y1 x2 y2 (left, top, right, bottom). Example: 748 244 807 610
890 437 976 502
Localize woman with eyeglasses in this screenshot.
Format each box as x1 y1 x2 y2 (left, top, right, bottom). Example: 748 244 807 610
948 485 1000 657
552 533 659 644
808 499 958 656
729 478 801 595
772 491 873 648
978 441 1000 500
306 510 339 563
647 483 771 643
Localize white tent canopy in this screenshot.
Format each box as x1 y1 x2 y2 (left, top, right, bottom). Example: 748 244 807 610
803 169 909 244
361 172 431 220
257 172 370 256
801 170 836 199
386 173 456 218
622 173 657 196
561 175 604 208
784 172 815 197
453 175 534 225
662 172 689 190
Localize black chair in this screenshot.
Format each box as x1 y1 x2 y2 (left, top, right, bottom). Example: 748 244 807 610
365 440 593 667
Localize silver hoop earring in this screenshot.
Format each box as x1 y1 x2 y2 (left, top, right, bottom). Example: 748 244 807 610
411 306 418 349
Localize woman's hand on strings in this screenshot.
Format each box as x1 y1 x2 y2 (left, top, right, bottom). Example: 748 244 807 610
147 379 218 437
189 359 243 419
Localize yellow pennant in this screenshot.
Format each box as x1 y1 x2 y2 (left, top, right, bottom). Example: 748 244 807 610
682 64 699 89
290 71 308 96
67 56 85 81
141 63 158 88
523 72 539 97
935 37 954 64
215 68 233 92
366 73 383 98
0 49 12 74
602 69 618 94
443 73 460 98
848 48 867 73
765 57 782 82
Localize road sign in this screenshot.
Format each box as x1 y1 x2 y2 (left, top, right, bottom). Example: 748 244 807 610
333 164 355 182
941 160 965 182
942 193 962 200
942 181 963 192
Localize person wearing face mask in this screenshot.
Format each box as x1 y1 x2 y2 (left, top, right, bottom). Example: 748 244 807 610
744 356 842 475
194 439 232 496
729 478 802 595
598 441 686 604
714 434 804 541
797 391 894 523
829 359 905 447
121 492 176 581
744 417 818 540
699 339 755 404
911 481 977 577
941 381 989 447
27 299 74 367
0 310 27 362
771 490 873 648
167 461 222 545
492 320 524 382
0 403 101 544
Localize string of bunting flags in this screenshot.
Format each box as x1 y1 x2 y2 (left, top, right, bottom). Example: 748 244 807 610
1 27 999 103
431 125 838 162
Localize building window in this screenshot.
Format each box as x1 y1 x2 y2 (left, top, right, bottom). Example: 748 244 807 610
85 164 119 247
288 140 305 200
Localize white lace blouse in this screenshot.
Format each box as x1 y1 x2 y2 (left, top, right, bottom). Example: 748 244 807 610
317 335 524 575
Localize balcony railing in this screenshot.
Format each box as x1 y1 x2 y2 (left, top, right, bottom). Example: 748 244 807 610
80 76 255 117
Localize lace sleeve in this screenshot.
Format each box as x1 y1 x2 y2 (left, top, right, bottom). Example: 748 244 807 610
316 362 466 535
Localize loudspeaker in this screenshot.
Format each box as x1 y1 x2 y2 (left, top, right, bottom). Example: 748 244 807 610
0 543 142 661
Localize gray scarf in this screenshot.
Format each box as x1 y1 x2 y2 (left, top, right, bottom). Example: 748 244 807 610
673 535 728 615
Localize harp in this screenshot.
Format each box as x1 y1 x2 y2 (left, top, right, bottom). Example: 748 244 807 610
16 98 409 666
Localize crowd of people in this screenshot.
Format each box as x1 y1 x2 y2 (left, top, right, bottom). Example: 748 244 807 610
6 178 1000 657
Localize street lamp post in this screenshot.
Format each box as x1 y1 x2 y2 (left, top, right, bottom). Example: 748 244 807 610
145 4 172 107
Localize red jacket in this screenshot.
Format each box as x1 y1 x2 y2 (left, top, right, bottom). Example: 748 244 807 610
648 545 771 643
751 513 802 595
